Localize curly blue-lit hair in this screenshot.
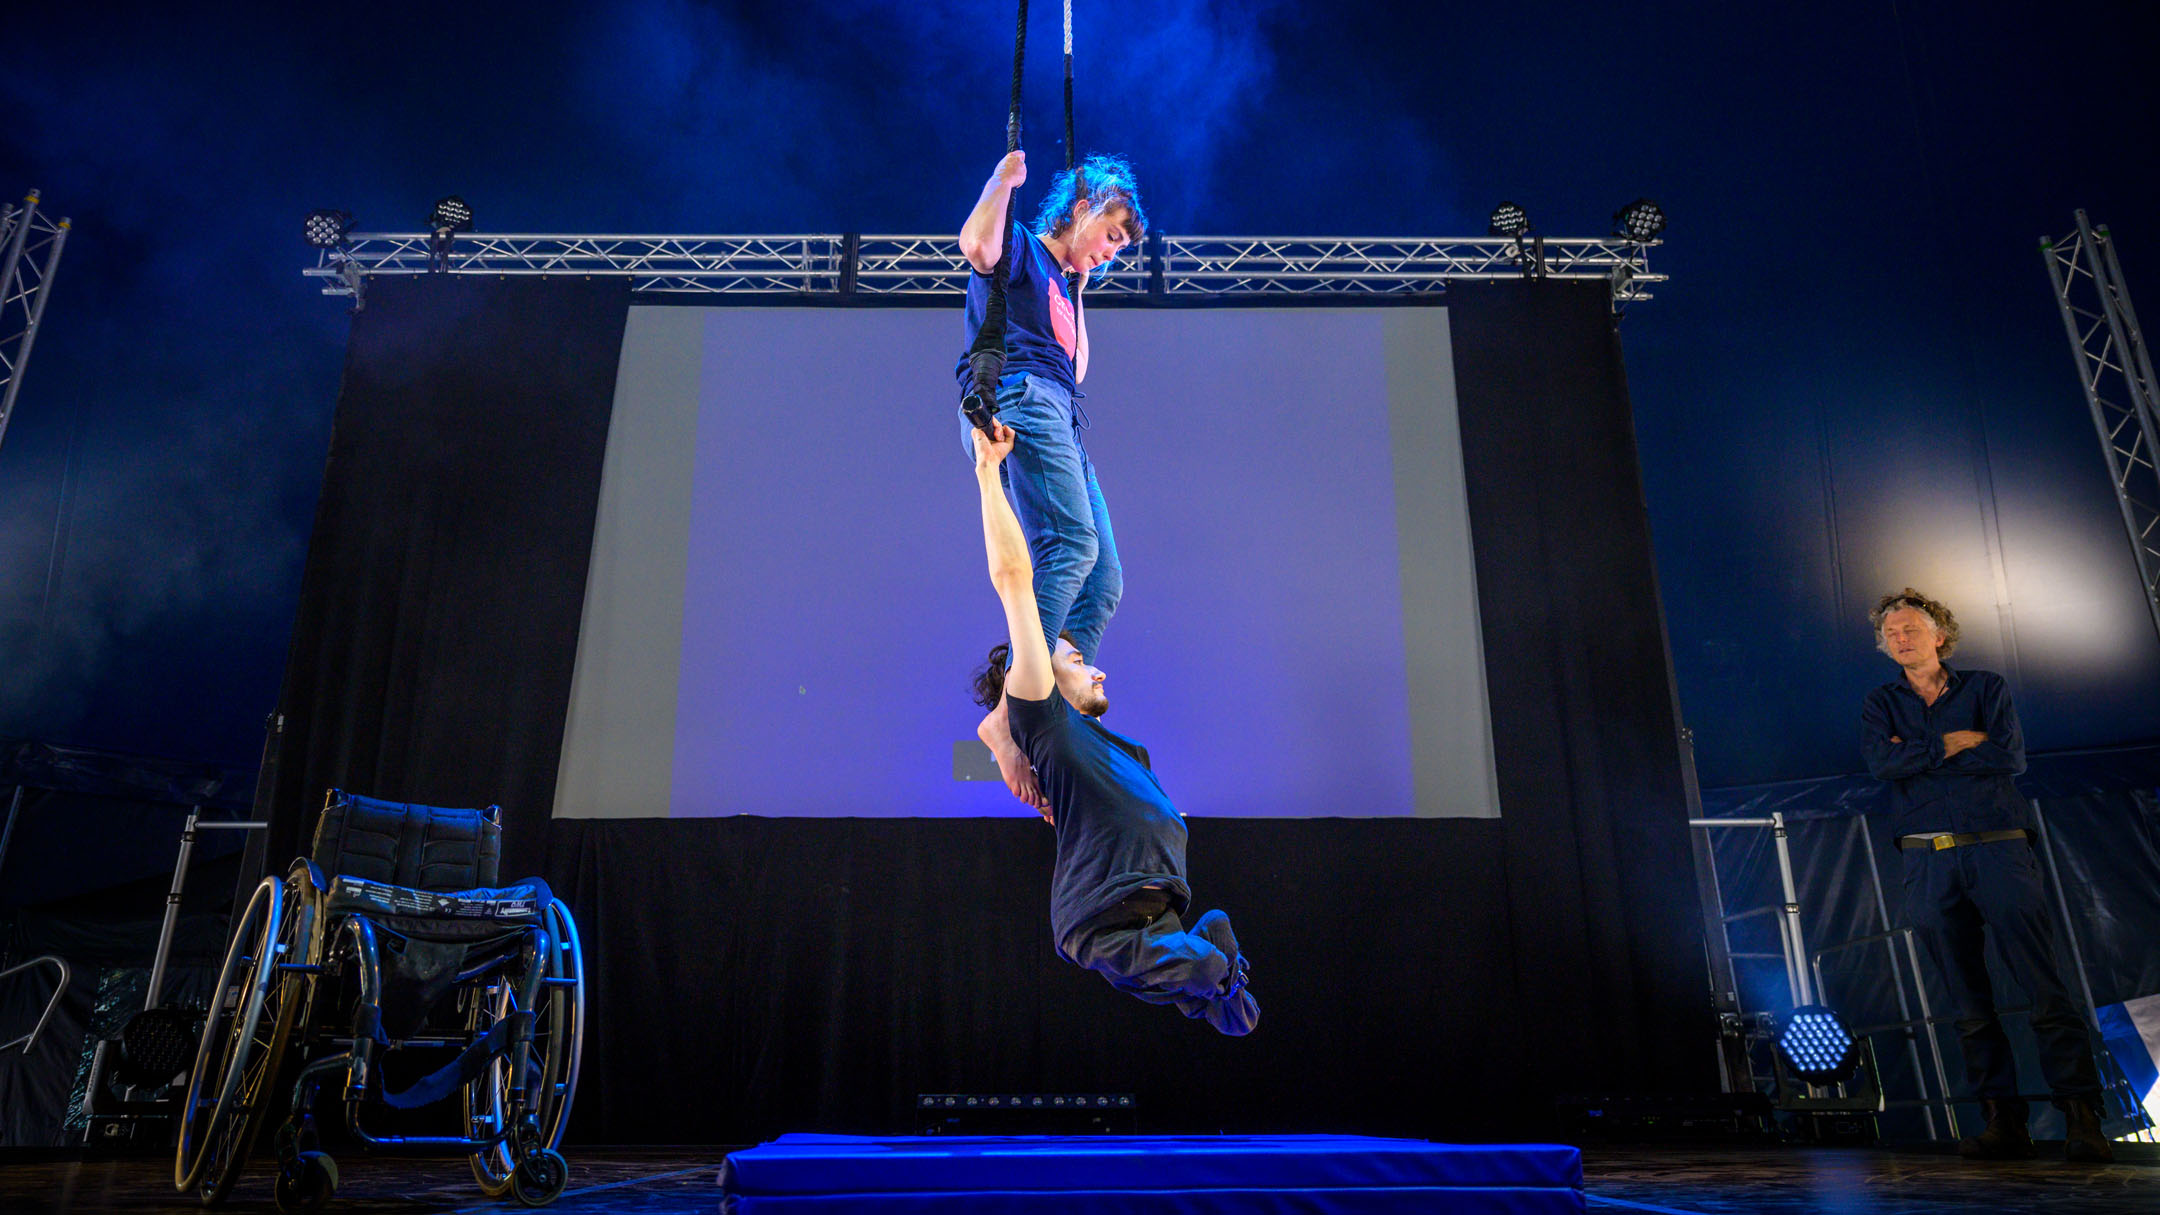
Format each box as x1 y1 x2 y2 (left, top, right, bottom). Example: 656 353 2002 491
1032 154 1148 282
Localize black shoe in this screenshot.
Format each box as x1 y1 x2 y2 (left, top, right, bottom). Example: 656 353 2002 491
1958 1097 2036 1160
1189 909 1245 994
1201 987 1260 1037
2059 1096 2116 1164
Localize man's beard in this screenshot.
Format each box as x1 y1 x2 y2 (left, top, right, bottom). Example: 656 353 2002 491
1077 688 1109 718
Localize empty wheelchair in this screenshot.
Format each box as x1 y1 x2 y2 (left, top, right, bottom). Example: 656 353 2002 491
175 791 585 1210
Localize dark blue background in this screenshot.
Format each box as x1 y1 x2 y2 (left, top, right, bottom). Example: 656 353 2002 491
2 0 2156 789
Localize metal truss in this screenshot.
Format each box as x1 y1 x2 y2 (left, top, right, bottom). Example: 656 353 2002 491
313 233 849 300
2043 211 2160 646
0 190 72 455
306 231 1662 306
1157 235 1662 301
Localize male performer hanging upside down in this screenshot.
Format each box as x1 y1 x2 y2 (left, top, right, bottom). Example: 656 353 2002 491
957 149 1146 812
968 420 1258 1037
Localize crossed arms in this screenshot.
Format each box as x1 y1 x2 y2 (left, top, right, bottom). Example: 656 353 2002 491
1860 680 2026 782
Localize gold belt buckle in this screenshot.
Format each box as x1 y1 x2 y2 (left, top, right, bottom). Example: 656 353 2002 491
1932 835 1956 851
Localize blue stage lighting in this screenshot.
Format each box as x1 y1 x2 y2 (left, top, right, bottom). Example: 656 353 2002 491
1776 1004 1860 1083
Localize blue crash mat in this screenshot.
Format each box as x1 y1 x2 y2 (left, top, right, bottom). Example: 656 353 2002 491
719 1133 1584 1214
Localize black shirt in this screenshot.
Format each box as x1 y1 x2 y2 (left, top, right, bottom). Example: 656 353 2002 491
955 221 1078 399
1860 665 2030 838
1003 687 1190 955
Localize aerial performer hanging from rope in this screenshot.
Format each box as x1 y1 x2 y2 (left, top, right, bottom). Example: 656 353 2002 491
956 0 1144 812
955 1 1258 1036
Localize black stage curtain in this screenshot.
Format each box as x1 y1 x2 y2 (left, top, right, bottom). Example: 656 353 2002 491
273 278 1711 1142
1445 279 1714 1111
265 277 630 880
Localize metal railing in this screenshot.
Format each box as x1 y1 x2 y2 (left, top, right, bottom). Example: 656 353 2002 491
1694 807 2159 1143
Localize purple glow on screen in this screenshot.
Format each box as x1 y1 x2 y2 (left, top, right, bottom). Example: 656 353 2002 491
667 309 1415 817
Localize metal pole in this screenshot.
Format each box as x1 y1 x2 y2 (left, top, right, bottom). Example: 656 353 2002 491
0 955 70 1053
1901 925 1960 1136
0 191 39 453
2084 215 2160 443
2046 216 2160 644
1854 815 1942 1140
1771 811 1815 1006
0 785 23 883
0 192 37 324
143 808 200 1012
2032 803 2105 1035
0 209 68 451
2029 799 2148 1133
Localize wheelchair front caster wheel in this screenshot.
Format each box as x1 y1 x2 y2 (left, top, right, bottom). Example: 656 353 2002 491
274 1151 338 1214
510 1148 568 1206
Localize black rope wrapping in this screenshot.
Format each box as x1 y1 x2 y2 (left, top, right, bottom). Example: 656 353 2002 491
1062 7 1080 299
962 0 1031 435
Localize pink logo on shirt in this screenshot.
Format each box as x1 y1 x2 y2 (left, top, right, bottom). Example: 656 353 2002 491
1047 280 1076 360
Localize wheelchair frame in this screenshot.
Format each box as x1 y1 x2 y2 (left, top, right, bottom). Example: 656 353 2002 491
175 804 585 1210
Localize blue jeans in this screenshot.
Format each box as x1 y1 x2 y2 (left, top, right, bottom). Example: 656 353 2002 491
958 375 1122 662
1901 840 2100 1100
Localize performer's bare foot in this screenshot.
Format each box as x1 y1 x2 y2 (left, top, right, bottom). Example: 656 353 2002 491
979 697 1051 822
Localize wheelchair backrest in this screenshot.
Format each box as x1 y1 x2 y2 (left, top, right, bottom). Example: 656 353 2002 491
311 789 502 891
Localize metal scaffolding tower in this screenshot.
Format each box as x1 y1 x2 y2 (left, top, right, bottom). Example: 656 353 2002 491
2043 212 2160 646
0 189 71 456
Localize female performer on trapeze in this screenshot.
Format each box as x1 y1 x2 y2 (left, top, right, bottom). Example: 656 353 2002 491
967 418 1259 1036
956 149 1147 813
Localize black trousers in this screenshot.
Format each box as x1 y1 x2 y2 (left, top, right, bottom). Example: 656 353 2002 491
1901 839 2100 1101
1060 888 1232 1017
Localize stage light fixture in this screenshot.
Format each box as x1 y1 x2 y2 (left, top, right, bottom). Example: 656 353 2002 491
303 209 354 249
1613 198 1667 242
1488 202 1531 238
1775 1004 1860 1084
428 195 475 236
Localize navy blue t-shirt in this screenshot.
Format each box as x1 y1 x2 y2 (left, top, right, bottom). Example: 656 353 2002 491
955 220 1077 399
1003 687 1190 955
1860 665 2030 838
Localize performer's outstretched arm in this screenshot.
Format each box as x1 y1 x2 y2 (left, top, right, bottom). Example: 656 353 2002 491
975 423 1054 702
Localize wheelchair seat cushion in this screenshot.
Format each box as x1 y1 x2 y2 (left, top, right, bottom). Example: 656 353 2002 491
326 875 553 943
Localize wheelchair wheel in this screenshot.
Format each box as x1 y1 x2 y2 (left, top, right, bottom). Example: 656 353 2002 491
464 899 585 1196
174 865 322 1204
272 1150 338 1214
510 1147 569 1206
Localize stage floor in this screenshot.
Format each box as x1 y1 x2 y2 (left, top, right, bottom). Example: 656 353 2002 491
1 1143 2155 1213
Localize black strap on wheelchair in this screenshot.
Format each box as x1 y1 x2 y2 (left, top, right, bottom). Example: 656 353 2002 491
378 1009 537 1110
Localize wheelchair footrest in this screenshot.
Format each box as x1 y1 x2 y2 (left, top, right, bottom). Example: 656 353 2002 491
380 1010 536 1111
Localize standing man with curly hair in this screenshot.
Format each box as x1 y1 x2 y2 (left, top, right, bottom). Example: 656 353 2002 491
1862 588 2111 1162
956 150 1147 814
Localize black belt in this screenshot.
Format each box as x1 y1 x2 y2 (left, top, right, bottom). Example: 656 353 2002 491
1898 829 2028 852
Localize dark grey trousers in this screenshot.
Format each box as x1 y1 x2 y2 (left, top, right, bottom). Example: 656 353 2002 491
1061 888 1232 1018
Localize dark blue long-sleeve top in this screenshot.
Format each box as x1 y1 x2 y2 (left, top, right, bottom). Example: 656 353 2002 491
1860 665 2030 838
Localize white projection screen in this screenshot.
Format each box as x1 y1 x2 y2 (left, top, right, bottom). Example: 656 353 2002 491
552 305 1498 820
